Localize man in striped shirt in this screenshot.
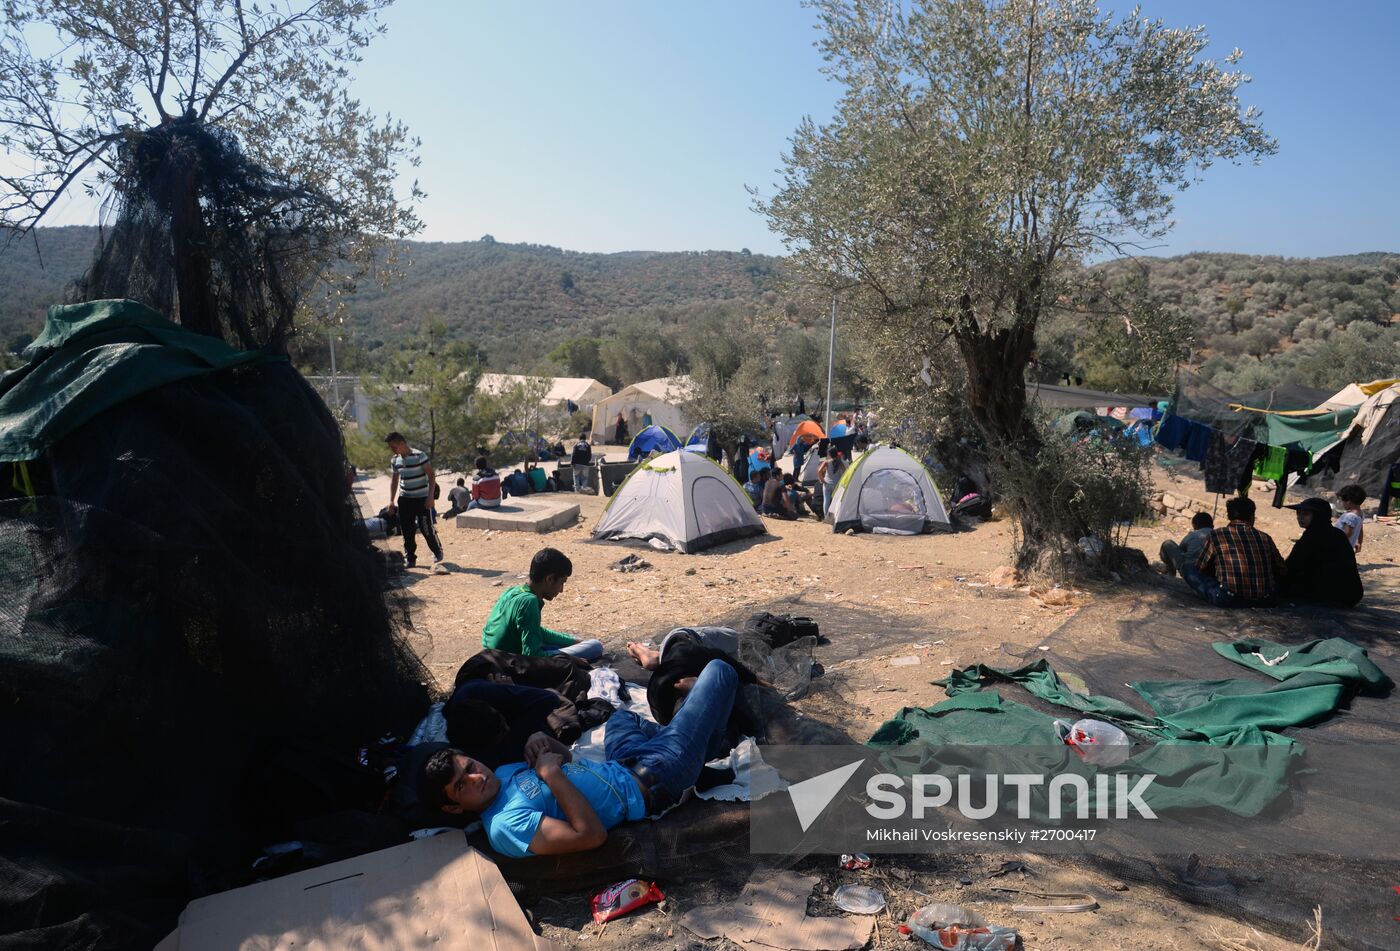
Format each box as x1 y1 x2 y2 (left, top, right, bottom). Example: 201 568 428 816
385 432 444 569
1182 497 1284 608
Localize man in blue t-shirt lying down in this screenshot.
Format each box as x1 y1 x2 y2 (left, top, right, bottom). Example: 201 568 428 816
420 660 738 858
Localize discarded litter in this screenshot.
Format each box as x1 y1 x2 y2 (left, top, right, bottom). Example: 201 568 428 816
681 871 873 950
988 860 1034 878
611 554 653 573
592 878 665 924
1053 718 1132 766
904 903 1018 950
991 887 1099 914
832 884 885 914
890 655 921 667
838 853 873 870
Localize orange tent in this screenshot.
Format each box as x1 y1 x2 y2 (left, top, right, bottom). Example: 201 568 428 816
788 419 825 446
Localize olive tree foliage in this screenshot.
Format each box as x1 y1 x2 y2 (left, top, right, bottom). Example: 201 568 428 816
0 0 421 349
759 0 1274 574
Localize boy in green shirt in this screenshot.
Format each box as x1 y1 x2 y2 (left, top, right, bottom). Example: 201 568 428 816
482 548 603 660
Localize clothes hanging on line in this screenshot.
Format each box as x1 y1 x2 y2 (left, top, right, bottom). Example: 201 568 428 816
1253 444 1287 482
1271 448 1313 508
1202 431 1260 495
1183 420 1212 462
1155 414 1190 451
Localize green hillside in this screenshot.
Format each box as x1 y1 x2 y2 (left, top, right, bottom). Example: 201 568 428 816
1 229 1394 393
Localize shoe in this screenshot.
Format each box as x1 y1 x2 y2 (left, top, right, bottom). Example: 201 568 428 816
405 559 416 569
433 554 444 564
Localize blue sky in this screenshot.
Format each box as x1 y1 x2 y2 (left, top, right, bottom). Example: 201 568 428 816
37 1 1400 258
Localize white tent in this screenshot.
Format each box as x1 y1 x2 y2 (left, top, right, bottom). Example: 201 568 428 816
476 374 612 412
592 450 765 553
827 445 952 535
591 376 694 444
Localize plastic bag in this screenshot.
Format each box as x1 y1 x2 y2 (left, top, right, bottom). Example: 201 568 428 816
905 903 1017 950
1052 718 1132 766
591 878 665 924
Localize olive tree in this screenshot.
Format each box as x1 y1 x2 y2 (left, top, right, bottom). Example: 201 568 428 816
0 0 421 349
760 0 1274 572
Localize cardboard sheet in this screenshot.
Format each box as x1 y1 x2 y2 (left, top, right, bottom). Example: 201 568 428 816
680 871 873 951
165 833 561 950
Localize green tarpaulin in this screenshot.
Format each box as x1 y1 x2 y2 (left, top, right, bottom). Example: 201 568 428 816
0 299 281 463
1263 407 1358 455
868 638 1389 817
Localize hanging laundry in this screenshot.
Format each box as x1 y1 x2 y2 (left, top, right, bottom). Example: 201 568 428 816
1202 431 1258 495
1155 414 1190 451
1253 445 1287 482
1271 448 1313 508
1182 420 1211 462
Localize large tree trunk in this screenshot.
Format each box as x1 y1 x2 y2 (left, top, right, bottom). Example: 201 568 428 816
166 143 221 341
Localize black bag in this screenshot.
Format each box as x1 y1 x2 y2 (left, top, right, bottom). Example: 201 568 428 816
743 612 819 648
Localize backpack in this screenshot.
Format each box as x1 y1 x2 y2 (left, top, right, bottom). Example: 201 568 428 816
571 440 592 465
743 612 820 648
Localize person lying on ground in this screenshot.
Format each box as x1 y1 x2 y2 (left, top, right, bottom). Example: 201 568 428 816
1335 484 1365 552
1284 497 1363 607
1181 496 1284 608
422 659 739 857
470 457 503 509
482 548 603 660
444 679 613 769
444 478 471 519
1159 511 1214 576
626 629 767 754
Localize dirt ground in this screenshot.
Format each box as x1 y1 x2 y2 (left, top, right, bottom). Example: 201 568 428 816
358 451 1398 951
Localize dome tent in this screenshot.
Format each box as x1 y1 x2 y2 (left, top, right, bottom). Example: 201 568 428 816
627 423 682 460
593 450 766 553
827 445 952 535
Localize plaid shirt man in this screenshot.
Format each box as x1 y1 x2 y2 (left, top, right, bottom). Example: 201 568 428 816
1195 521 1285 602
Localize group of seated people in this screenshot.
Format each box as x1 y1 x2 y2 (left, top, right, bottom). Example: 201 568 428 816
441 453 573 519
1160 489 1366 608
415 548 755 858
742 444 850 521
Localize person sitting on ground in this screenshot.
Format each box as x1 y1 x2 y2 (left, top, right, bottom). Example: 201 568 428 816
784 472 819 519
743 467 767 509
469 457 503 509
1181 497 1285 608
1159 512 1214 576
502 467 532 498
421 659 739 857
524 459 549 493
1335 484 1366 553
570 432 593 493
444 478 472 519
482 548 603 660
761 468 794 518
1284 497 1363 607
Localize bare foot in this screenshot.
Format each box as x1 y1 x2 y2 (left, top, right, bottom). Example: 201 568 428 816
626 641 661 670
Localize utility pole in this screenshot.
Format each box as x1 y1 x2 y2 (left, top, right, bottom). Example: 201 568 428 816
824 294 837 432
328 325 339 411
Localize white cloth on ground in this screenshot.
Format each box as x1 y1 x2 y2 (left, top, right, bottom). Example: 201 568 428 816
588 667 624 708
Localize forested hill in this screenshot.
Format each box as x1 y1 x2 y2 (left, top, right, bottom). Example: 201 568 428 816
0 227 789 367
1 229 1395 392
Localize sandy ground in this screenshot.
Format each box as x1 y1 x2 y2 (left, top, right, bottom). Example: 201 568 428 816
356 450 1398 951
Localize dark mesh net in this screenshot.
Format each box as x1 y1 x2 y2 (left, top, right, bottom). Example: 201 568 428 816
71 117 339 351
0 360 430 949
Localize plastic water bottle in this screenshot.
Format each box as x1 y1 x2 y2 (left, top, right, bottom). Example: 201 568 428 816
1053 718 1132 766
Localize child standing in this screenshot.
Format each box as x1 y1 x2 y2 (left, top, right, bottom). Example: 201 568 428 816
1335 484 1366 552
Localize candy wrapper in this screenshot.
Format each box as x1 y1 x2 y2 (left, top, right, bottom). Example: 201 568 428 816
838 853 872 870
591 878 665 924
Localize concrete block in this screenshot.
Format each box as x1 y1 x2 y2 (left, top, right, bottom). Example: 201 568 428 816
456 499 580 534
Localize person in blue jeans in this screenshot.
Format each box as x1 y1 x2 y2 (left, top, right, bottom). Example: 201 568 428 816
420 660 738 857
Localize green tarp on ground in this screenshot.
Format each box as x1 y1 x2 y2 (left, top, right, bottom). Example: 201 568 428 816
867 638 1390 817
0 299 281 462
